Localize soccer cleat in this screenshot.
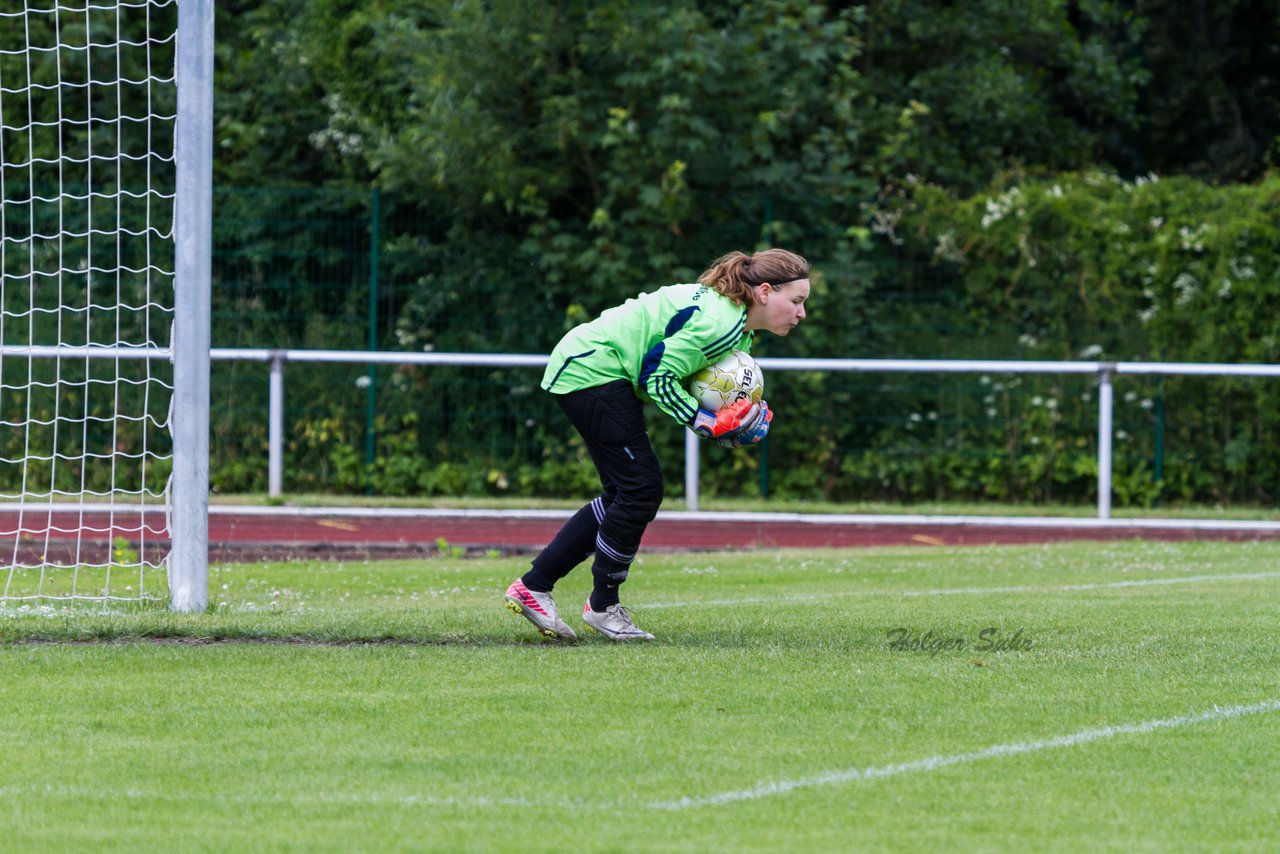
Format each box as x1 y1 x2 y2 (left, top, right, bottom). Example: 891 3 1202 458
504 579 576 640
582 602 654 641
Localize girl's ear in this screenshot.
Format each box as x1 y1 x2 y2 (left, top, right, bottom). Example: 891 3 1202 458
756 283 771 303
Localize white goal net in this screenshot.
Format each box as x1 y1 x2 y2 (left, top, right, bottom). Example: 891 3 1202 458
0 0 179 607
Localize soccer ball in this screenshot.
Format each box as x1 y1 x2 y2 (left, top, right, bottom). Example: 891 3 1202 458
687 350 764 411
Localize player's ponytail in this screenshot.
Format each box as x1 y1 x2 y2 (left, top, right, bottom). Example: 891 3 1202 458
699 248 809 306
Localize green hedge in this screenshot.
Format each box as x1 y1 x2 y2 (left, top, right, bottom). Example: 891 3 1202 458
192 173 1280 508
10 175 1275 508
883 170 1280 505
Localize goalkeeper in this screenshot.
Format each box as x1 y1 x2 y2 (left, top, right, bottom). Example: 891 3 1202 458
504 248 811 641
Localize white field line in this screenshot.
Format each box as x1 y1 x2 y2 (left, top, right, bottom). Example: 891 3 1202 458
648 698 1280 810
640 570 1280 609
11 699 1279 813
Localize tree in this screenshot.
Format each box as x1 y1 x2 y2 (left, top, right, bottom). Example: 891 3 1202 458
1130 0 1280 182
299 0 875 353
859 0 1147 193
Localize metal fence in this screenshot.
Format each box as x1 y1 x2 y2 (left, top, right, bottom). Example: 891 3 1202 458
4 345 1279 517
12 346 1273 519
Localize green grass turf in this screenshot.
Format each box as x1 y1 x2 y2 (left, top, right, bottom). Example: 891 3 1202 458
3 540 1279 851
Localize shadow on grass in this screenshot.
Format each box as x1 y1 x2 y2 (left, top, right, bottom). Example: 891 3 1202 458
0 623 582 647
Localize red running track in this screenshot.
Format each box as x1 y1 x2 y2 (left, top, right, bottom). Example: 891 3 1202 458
3 507 1279 561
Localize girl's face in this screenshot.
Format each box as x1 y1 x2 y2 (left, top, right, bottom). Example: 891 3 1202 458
746 278 810 336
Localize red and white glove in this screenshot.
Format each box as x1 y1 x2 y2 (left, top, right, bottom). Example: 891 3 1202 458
692 399 771 448
724 402 771 447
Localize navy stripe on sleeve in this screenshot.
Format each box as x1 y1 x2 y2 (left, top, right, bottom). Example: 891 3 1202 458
653 374 681 420
703 328 746 363
545 349 596 390
651 372 696 422
638 342 666 387
657 375 688 421
665 305 700 337
672 375 697 421
703 338 739 364
701 314 746 360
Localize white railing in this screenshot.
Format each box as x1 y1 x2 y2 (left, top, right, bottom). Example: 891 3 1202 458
5 346 1280 519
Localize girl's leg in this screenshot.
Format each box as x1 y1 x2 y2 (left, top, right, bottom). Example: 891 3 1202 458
523 381 662 607
520 490 614 592
563 383 663 611
583 439 662 610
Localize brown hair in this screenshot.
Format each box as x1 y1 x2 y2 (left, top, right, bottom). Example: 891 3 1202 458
698 248 810 307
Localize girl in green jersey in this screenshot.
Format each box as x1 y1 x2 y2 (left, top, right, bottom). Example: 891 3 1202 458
505 248 810 640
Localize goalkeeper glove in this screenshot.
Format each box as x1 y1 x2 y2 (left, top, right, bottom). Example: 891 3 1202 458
723 401 772 447
692 399 770 448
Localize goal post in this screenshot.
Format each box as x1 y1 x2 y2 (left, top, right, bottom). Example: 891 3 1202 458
0 0 211 611
170 0 212 612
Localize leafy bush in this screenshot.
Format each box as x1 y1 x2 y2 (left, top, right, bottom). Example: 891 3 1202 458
888 170 1280 505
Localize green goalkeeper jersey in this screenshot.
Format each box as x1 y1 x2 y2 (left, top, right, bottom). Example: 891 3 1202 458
542 283 753 425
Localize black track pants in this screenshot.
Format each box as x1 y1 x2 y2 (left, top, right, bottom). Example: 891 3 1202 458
522 381 664 608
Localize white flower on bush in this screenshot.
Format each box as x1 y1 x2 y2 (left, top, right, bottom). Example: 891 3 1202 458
1173 272 1199 305
869 207 903 243
981 187 1023 228
1080 344 1104 359
934 230 964 263
1229 256 1256 280
1018 232 1037 267
981 200 1001 228
1178 224 1208 252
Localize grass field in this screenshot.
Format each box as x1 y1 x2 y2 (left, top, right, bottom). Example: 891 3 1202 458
3 540 1279 851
